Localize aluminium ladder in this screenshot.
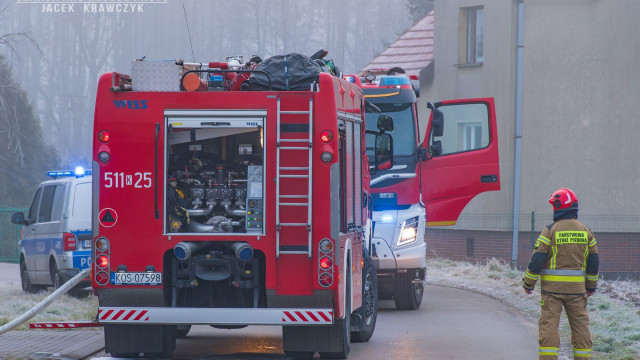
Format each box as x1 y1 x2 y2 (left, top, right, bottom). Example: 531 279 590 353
276 97 313 258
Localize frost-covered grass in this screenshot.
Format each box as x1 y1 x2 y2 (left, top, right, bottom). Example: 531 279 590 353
0 283 98 331
427 258 640 360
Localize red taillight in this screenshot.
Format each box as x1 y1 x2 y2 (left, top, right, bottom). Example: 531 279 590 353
63 233 76 251
98 130 111 143
320 256 333 270
96 255 109 268
320 130 333 143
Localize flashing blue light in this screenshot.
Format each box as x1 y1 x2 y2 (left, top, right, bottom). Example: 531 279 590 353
75 166 85 177
379 76 411 86
345 75 355 83
47 167 92 179
209 75 223 82
381 214 394 223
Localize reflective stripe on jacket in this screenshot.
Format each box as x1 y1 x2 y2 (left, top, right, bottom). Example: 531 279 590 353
525 218 598 294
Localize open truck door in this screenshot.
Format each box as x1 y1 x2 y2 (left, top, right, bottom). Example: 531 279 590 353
420 98 500 226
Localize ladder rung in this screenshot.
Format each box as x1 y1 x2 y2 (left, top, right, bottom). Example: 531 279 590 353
279 167 309 171
280 111 310 115
279 195 308 198
280 175 309 178
279 223 309 226
278 251 308 255
279 146 309 150
279 139 309 142
280 203 309 206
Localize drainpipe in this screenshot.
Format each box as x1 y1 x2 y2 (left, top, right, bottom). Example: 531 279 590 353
512 1 524 269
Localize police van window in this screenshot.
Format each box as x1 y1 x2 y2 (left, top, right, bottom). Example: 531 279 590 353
72 182 92 221
50 184 66 222
431 102 490 156
28 187 42 224
38 185 57 223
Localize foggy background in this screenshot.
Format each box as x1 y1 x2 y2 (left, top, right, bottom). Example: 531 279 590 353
0 0 431 206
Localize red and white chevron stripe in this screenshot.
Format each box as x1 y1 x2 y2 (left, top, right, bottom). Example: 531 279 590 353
282 310 333 324
99 308 149 322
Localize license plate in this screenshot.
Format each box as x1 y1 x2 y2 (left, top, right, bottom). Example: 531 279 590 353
111 272 162 285
83 240 92 248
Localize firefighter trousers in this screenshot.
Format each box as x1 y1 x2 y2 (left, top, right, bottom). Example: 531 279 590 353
539 292 592 359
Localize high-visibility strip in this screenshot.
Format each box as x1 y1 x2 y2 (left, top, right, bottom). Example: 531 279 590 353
586 274 599 281
551 245 558 269
574 348 591 357
426 221 457 227
98 307 334 326
589 239 597 247
525 270 539 280
539 347 559 355
364 91 400 98
537 236 551 245
541 275 585 282
540 269 585 276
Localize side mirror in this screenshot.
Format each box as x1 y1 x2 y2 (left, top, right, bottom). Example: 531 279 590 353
427 102 444 137
430 140 442 157
377 114 394 132
375 133 393 170
11 212 26 226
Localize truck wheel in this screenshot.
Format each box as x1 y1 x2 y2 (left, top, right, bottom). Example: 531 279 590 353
319 268 351 359
21 260 43 293
393 273 423 310
143 325 177 358
176 324 191 338
351 257 378 342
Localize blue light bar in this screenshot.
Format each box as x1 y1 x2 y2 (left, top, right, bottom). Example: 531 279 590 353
47 168 92 178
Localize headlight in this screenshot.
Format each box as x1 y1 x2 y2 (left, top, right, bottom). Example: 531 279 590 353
397 216 420 246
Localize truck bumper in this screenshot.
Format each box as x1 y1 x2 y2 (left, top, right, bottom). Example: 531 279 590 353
98 307 334 326
371 204 426 271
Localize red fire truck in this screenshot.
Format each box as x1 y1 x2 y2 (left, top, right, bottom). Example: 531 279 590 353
91 56 386 358
343 69 500 310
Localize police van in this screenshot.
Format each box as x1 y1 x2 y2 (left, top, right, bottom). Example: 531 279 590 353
12 167 92 297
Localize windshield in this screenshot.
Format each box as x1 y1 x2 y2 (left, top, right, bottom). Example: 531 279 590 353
365 103 417 159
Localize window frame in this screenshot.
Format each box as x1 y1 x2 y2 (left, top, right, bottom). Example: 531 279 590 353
458 6 484 66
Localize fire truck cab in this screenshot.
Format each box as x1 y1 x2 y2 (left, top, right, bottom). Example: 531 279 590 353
92 56 382 358
344 70 500 310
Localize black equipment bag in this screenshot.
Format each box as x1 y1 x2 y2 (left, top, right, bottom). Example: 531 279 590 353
246 53 322 91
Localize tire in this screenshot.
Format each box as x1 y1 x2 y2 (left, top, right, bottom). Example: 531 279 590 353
393 273 423 310
319 267 351 359
21 260 43 293
351 256 378 342
284 351 315 359
51 262 63 290
176 324 191 338
143 325 177 358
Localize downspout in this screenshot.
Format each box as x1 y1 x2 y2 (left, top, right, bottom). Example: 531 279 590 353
511 1 524 268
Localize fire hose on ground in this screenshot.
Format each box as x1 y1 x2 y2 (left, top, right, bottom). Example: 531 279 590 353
0 267 91 335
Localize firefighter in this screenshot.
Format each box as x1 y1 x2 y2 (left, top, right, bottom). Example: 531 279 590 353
522 188 599 359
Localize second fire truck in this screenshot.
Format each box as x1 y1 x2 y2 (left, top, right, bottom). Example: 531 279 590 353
344 69 500 310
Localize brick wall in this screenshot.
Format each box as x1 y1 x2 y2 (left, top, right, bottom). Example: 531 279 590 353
424 228 640 280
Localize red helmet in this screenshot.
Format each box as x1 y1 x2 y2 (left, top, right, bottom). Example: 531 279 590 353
549 188 578 210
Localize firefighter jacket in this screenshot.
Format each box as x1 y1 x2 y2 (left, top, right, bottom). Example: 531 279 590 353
523 218 599 295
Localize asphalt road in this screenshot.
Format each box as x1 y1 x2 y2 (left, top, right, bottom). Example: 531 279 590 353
94 285 538 359
0 261 538 359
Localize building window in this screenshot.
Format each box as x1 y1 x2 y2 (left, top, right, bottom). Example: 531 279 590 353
461 123 483 151
459 6 484 65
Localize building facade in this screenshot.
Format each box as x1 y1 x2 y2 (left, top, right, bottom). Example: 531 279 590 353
395 1 640 276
